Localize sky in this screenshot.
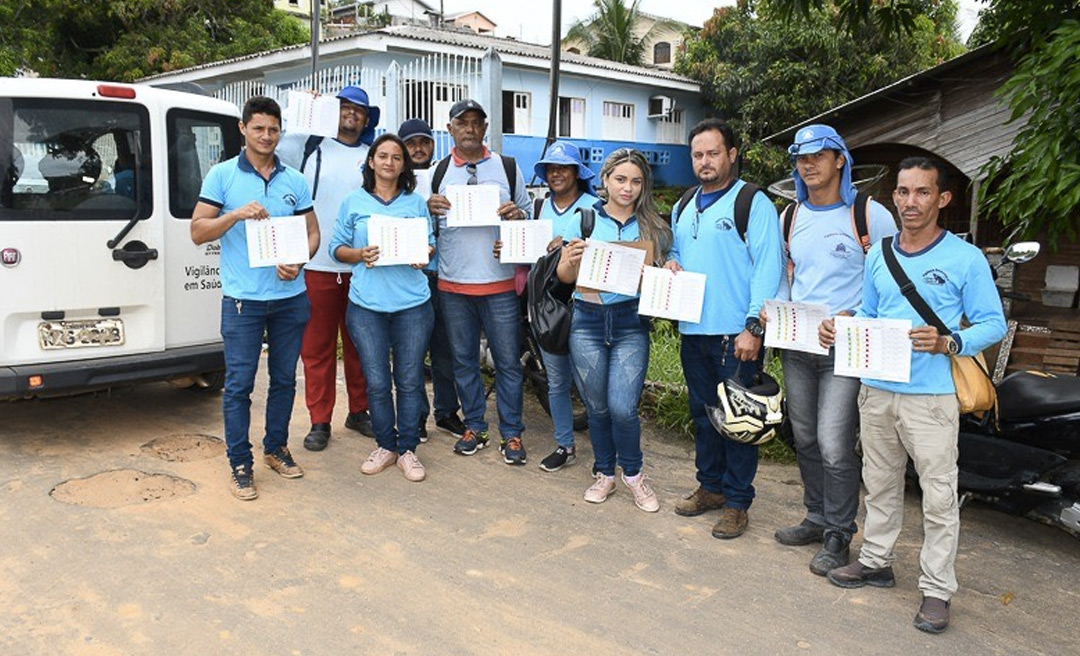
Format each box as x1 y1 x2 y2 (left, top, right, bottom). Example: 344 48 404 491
427 0 986 45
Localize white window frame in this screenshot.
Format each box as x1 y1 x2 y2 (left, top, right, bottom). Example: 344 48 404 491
602 101 634 141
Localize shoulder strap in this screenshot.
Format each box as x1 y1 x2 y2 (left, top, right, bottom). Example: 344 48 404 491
672 186 699 224
430 156 451 195
851 190 871 253
533 196 544 221
300 135 325 200
500 154 518 200
880 236 950 334
577 207 595 239
781 202 797 246
734 183 762 244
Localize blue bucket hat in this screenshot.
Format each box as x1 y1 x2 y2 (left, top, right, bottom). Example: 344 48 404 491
534 141 595 193
788 124 856 205
336 86 380 146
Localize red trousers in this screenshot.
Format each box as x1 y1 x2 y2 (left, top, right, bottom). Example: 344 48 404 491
301 270 368 423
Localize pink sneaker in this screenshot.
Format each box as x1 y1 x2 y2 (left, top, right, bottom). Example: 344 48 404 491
622 472 660 512
361 447 397 475
396 450 426 482
584 472 616 503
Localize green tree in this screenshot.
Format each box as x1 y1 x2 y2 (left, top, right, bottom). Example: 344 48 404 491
676 0 963 186
0 0 308 82
773 0 1080 246
564 0 676 66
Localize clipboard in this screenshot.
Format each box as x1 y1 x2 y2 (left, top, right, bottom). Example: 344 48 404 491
576 239 655 297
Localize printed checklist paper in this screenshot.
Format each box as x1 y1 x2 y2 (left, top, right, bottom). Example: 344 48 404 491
577 239 647 296
283 91 340 138
764 299 830 355
246 215 310 268
833 316 913 383
368 215 430 266
445 184 502 227
638 267 706 323
500 220 553 264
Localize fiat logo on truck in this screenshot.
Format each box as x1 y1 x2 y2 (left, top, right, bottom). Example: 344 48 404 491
1 248 20 267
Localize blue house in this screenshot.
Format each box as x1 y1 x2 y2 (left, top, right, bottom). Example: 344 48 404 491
141 24 703 187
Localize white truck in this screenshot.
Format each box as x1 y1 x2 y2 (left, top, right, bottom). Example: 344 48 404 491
1 78 242 399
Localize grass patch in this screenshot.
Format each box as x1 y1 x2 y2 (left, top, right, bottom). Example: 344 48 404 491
643 319 796 464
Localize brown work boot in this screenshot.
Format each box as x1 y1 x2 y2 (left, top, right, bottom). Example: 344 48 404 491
711 507 748 539
826 561 896 589
674 486 727 517
914 596 950 634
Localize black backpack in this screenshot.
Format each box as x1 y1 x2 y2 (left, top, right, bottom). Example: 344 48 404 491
526 207 596 355
430 152 518 199
672 182 763 243
299 135 325 199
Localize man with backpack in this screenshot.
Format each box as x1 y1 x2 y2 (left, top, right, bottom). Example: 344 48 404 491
277 86 378 452
771 125 897 575
426 99 532 465
665 118 783 539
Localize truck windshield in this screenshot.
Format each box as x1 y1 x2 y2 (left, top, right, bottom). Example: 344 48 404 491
0 98 151 221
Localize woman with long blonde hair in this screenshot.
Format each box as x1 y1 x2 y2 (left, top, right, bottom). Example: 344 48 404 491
556 148 671 511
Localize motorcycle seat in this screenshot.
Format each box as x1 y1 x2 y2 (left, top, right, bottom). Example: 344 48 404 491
997 371 1080 421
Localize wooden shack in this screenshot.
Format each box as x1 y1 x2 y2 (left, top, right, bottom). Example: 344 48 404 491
767 44 1080 376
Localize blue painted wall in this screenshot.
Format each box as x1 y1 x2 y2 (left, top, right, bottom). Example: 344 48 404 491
503 135 695 188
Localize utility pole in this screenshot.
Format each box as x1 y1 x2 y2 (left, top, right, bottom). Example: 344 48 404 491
311 0 321 83
544 0 563 156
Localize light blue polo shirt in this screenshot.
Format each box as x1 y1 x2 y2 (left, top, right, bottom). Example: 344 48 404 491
668 180 784 335
539 192 602 241
330 188 434 313
198 150 314 301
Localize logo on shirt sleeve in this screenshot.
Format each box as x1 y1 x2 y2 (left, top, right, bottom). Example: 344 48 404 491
283 193 298 207
922 269 948 285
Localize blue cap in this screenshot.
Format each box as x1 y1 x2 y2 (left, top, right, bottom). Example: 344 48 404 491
397 118 434 143
534 141 595 193
789 124 856 205
336 86 381 145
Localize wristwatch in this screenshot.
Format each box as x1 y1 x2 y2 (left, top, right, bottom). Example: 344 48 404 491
944 335 960 355
745 317 765 338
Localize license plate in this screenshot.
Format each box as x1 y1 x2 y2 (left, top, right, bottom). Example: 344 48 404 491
38 318 125 350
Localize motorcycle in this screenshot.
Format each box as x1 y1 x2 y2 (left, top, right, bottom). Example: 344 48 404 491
956 241 1080 537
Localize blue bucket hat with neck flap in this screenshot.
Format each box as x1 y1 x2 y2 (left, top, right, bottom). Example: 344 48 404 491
789 124 856 205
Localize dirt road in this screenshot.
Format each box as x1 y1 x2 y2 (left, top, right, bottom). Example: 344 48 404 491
1 367 1077 655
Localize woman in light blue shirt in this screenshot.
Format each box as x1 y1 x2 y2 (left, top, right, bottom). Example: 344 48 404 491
331 134 435 482
556 148 672 512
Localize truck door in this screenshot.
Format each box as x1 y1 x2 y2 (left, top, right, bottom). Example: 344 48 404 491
0 93 164 368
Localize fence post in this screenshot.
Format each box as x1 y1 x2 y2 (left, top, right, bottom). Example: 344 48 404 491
481 48 503 153
384 61 401 134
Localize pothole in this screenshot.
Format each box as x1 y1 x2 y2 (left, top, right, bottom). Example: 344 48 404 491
141 433 223 462
50 469 196 508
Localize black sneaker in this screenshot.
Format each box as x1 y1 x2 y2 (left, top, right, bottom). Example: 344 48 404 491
345 411 375 438
809 531 851 576
775 518 826 546
500 437 527 466
539 446 576 472
303 423 330 451
418 421 429 443
435 414 467 437
230 464 258 501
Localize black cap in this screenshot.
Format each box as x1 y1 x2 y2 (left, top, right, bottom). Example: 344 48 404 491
449 99 487 121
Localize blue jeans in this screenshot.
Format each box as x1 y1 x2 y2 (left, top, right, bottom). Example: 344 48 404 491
346 301 434 454
440 290 524 438
540 347 577 449
680 333 762 509
421 272 460 421
220 293 310 469
781 349 862 535
569 300 650 477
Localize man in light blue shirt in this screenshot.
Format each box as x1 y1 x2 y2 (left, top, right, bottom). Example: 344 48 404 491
820 157 1006 634
665 118 783 539
192 96 320 501
771 125 896 576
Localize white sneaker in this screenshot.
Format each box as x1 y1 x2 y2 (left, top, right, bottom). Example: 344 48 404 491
622 472 660 512
396 450 426 482
361 447 397 475
584 472 616 503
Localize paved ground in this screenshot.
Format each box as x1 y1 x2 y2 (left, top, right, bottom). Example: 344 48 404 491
2 362 1078 655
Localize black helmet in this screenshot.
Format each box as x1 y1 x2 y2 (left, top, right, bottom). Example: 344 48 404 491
706 372 784 446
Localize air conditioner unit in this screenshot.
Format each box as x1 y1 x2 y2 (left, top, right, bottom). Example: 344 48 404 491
647 95 674 118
